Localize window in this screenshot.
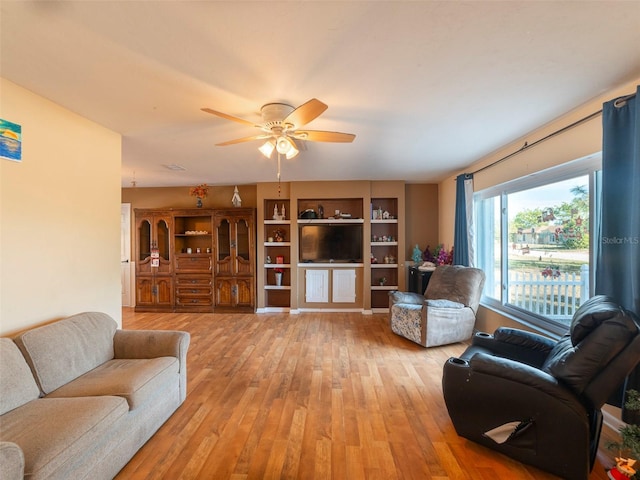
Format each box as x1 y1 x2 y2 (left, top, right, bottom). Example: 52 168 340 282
474 154 601 335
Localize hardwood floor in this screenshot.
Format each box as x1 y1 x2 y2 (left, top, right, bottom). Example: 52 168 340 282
115 309 613 479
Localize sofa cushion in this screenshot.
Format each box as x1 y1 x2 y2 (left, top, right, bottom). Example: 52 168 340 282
46 357 179 410
0 396 128 479
0 339 40 415
13 312 117 394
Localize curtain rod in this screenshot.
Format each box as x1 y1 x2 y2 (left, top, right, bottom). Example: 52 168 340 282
466 91 637 177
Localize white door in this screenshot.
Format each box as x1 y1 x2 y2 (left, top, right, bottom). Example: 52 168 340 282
121 203 132 306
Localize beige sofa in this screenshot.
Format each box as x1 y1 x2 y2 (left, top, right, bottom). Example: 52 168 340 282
0 312 190 479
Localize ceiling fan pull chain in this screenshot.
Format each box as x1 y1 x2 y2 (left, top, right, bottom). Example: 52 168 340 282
277 153 281 197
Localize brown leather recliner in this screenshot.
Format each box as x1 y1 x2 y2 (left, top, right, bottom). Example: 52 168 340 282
442 295 640 480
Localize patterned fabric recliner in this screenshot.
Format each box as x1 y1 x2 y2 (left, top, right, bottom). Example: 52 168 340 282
388 265 485 347
442 295 640 480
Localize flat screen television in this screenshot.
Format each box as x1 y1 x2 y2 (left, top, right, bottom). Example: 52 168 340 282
299 224 363 263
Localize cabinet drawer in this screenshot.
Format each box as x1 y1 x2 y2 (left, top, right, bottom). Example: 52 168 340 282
176 285 212 296
175 255 212 272
176 275 212 286
176 295 213 306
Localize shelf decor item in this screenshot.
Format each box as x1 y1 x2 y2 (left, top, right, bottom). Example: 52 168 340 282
189 184 209 208
274 267 284 286
231 186 242 207
273 228 285 242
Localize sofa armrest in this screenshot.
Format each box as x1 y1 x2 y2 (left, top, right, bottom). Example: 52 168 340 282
114 329 190 402
0 441 24 480
114 330 190 366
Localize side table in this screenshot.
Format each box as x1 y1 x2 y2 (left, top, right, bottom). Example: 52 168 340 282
408 266 433 295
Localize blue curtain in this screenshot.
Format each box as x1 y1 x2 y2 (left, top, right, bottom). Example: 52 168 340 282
453 173 473 266
596 86 640 415
596 86 640 313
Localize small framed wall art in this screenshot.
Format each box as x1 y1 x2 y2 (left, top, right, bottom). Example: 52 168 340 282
0 119 22 162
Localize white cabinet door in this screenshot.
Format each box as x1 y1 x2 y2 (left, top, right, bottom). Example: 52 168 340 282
306 269 329 303
332 269 356 303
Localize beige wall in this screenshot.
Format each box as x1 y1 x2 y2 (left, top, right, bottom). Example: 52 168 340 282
405 184 439 261
438 77 640 335
0 78 122 335
122 182 438 264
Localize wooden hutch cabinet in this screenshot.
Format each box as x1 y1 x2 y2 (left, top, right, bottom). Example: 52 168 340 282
135 210 173 311
214 209 255 311
134 207 255 312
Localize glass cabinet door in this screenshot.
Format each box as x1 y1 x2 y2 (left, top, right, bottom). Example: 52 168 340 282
235 217 252 275
157 218 170 261
138 219 151 262
236 218 249 261
216 217 232 275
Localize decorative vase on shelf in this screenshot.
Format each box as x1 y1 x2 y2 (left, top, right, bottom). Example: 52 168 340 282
196 197 203 208
275 272 283 286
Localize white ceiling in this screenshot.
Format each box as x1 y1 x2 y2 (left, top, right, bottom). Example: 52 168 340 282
2 1 640 188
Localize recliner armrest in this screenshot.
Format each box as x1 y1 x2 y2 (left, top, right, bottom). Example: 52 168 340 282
448 352 585 415
494 328 556 351
426 299 465 309
388 291 425 306
472 328 555 367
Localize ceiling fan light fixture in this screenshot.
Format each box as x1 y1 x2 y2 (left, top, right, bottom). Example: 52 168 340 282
285 142 299 159
276 136 292 155
258 140 275 158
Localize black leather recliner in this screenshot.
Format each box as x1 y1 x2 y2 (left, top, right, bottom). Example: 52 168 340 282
442 295 640 480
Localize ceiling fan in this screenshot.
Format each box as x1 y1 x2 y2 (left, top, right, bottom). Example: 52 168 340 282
201 98 355 160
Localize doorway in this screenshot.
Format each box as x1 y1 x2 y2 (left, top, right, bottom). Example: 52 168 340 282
121 203 132 306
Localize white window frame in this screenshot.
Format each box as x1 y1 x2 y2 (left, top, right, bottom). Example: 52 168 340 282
474 153 602 336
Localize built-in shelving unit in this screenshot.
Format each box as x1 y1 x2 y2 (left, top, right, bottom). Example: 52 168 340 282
256 181 405 313
296 198 365 311
263 200 291 310
370 198 399 312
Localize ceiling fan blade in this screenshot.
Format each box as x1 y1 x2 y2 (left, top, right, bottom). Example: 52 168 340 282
283 99 328 128
291 130 355 143
216 134 270 146
201 107 258 127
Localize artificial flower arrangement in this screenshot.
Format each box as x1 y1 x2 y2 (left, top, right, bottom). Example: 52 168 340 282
189 184 209 198
607 389 640 479
273 267 284 274
423 244 454 266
